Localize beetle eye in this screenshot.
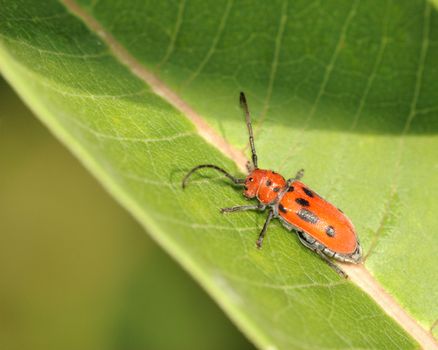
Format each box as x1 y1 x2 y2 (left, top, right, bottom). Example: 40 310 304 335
249 177 254 182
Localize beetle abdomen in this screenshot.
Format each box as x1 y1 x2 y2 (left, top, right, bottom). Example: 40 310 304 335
278 181 358 255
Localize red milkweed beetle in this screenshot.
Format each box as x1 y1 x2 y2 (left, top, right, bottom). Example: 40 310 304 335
182 92 362 277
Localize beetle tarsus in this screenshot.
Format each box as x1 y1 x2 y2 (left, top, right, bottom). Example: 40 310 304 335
220 204 265 214
294 168 305 181
256 210 274 250
256 239 263 249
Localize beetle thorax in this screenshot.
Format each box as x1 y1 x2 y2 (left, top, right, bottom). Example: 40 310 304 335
243 169 286 205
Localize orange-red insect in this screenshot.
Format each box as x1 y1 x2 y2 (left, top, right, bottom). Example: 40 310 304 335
183 92 362 277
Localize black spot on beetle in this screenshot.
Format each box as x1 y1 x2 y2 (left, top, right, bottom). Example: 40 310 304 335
296 208 319 224
279 204 287 213
326 225 335 237
266 179 272 186
273 187 280 192
303 187 314 197
295 198 310 207
288 186 294 192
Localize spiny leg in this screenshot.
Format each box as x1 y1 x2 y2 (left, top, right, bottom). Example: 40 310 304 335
220 204 265 213
297 232 348 278
256 210 274 249
286 168 305 186
294 168 305 181
245 160 254 173
315 250 348 279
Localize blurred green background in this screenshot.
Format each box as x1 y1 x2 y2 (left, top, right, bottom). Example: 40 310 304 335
0 76 254 350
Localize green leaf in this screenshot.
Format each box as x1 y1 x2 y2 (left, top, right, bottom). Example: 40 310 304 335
1 0 437 348
0 77 254 350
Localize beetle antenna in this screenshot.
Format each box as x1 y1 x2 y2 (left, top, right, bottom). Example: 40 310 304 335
182 164 245 189
240 92 258 168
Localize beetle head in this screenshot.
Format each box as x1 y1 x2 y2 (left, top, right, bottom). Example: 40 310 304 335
243 169 266 198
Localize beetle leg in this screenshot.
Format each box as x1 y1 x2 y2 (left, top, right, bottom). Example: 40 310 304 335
256 210 274 249
294 168 305 180
314 250 348 279
285 169 305 187
245 160 254 173
220 204 265 213
297 231 348 278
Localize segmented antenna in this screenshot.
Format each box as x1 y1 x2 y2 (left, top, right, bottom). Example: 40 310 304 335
182 164 245 189
239 92 258 169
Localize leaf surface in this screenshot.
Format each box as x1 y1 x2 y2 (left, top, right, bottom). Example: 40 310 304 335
1 0 437 348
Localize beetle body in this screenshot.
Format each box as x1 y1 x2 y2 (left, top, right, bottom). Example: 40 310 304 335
242 169 361 264
183 93 362 277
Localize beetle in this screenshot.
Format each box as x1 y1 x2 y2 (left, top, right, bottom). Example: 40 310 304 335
182 92 362 277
